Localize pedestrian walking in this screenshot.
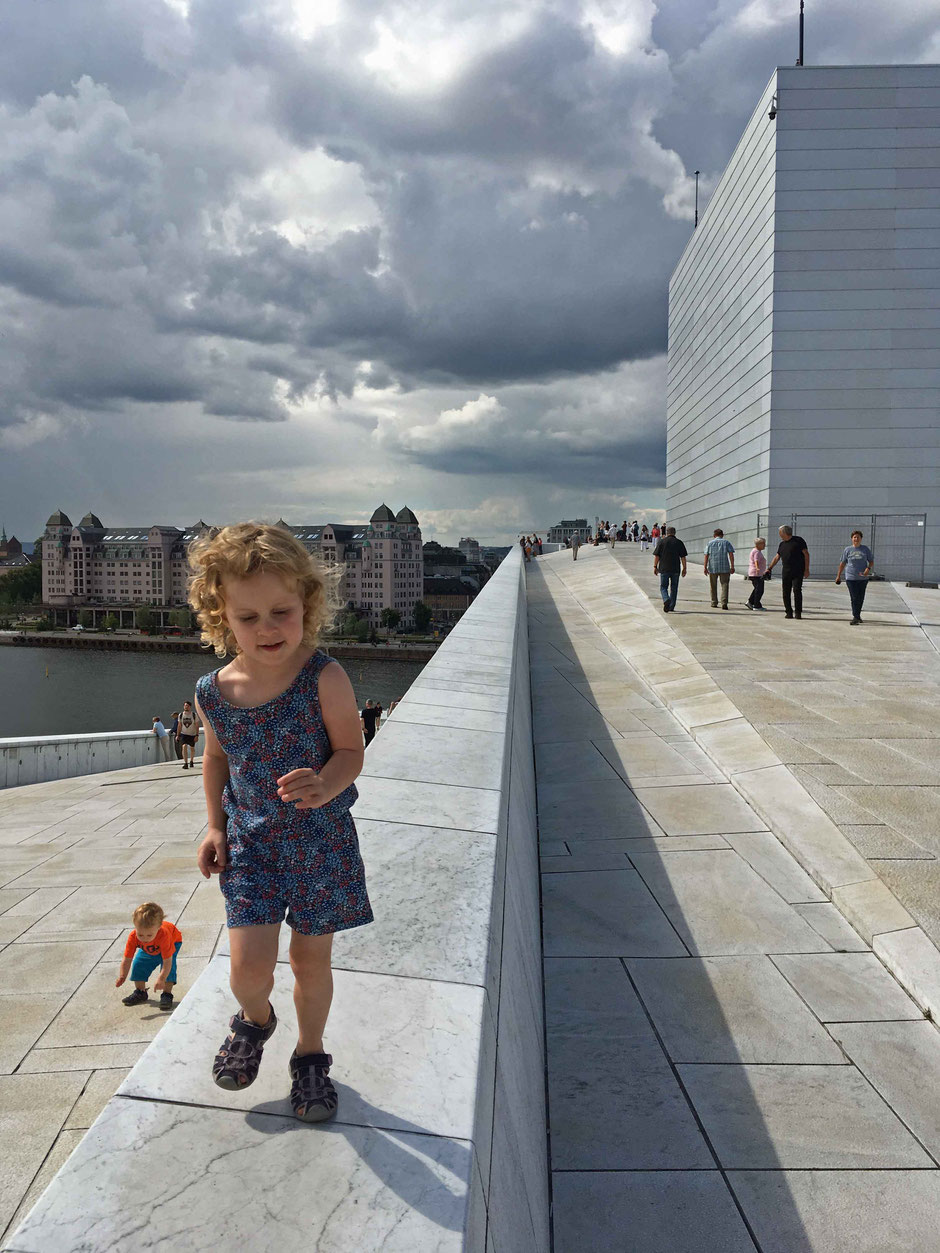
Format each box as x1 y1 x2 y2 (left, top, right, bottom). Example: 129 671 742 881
746 538 768 610
152 716 173 762
653 526 687 613
177 700 200 769
536 535 543 556
360 699 381 746
571 533 580 561
188 521 372 1123
766 526 810 619
835 530 874 625
650 523 661 542
703 529 735 609
639 525 650 551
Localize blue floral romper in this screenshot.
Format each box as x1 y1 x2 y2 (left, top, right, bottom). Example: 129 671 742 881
196 650 373 936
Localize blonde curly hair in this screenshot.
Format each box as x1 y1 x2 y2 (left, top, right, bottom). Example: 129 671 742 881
187 522 342 657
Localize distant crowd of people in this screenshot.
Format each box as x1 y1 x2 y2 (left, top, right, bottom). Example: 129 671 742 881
519 535 543 562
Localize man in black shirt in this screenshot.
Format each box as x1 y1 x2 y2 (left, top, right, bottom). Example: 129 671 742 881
360 699 381 746
766 526 810 618
652 527 688 613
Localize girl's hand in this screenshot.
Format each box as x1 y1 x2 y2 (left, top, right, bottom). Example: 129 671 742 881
277 768 331 810
197 828 227 877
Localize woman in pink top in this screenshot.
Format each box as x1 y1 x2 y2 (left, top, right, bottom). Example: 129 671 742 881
747 538 768 610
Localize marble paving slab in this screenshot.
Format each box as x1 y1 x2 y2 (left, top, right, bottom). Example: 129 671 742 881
830 1020 940 1160
728 1170 940 1253
537 784 667 843
19 882 194 939
387 702 506 734
0 940 110 998
361 722 506 790
120 957 486 1142
629 850 826 956
772 952 923 1023
352 775 501 835
16 1042 150 1073
630 784 768 836
542 869 687 958
35 957 206 1049
723 831 828 904
0 994 71 1074
793 903 870 952
552 1171 754 1253
7 1097 474 1253
545 959 712 1169
0 1071 88 1236
679 1063 933 1169
627 956 845 1064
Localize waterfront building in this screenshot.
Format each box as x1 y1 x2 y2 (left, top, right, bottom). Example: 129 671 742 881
547 519 592 545
40 505 423 629
0 529 32 579
666 64 940 582
423 575 476 625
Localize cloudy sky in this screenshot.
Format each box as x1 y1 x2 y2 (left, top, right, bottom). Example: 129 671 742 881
2 0 938 545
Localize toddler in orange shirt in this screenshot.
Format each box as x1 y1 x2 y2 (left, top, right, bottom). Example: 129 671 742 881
116 902 183 1011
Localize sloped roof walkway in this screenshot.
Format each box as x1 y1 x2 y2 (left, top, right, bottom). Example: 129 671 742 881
531 543 940 1252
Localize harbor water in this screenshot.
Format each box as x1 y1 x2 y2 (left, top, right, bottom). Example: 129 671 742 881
0 645 427 738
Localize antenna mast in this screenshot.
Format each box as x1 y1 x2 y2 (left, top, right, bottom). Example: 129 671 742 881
796 1 804 66
694 171 700 228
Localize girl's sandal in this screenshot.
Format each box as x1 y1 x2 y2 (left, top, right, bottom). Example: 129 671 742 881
212 1004 277 1090
289 1051 338 1123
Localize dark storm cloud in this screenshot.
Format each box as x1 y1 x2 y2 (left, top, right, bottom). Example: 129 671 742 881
0 0 936 520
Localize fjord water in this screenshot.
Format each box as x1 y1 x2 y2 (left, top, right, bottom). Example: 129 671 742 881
0 645 427 738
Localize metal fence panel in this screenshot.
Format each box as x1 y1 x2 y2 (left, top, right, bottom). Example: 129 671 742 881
756 513 926 583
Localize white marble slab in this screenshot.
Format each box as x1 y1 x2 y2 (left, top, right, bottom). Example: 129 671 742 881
8 1097 474 1253
119 956 485 1142
542 869 687 958
772 952 923 1023
361 721 506 790
353 775 501 834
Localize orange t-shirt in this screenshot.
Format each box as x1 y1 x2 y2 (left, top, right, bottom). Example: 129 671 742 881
124 920 182 960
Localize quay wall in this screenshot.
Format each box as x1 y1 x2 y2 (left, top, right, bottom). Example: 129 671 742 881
0 729 173 790
9 547 550 1252
0 631 438 662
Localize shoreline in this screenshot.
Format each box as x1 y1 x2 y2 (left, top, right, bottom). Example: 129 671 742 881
0 631 438 662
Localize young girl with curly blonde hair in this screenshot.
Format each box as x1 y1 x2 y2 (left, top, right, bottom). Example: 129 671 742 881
188 522 372 1122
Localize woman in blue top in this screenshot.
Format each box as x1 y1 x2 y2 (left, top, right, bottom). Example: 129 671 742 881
835 529 874 625
189 522 372 1123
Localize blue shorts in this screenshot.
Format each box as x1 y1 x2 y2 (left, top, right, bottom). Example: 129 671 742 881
130 941 181 985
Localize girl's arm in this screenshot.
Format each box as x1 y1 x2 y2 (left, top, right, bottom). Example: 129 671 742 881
195 696 229 876
277 662 364 810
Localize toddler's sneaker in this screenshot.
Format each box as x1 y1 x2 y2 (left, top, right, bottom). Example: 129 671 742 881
159 991 175 1011
122 988 148 1006
289 1051 338 1123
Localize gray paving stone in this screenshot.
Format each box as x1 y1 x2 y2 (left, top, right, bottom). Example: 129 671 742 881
869 860 940 947
545 959 711 1169
540 852 630 874
62 1068 127 1130
552 1171 754 1253
593 737 704 782
16 1043 149 1073
541 869 687 958
723 831 827 903
0 995 69 1075
627 956 844 1064
831 877 916 945
631 784 766 836
793 903 869 952
538 782 667 843
679 1063 932 1169
3 1128 85 1244
773 952 922 1023
0 1071 87 1238
831 1020 940 1159
729 1170 940 1253
840 824 935 859
628 851 825 956
0 941 109 998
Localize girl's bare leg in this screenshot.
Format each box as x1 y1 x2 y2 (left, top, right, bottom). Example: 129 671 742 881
228 923 280 1026
289 931 334 1054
